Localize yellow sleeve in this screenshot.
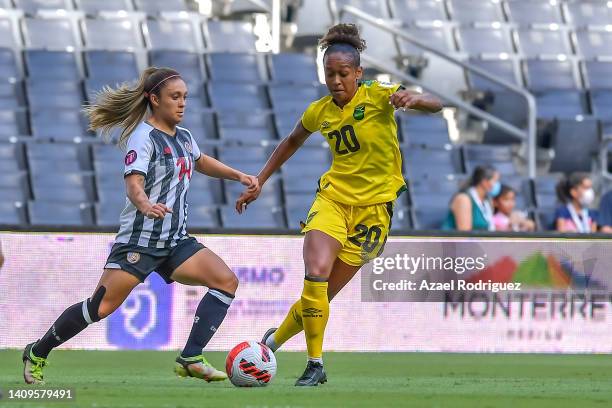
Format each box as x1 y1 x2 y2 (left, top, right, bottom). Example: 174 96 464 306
373 80 403 100
300 101 319 133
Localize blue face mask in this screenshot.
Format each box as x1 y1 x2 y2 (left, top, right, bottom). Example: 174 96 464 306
488 181 501 198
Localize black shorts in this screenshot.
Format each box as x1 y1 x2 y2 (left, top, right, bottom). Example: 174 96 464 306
104 237 206 284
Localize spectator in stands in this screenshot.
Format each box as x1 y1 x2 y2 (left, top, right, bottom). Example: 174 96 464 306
492 184 535 232
598 189 612 233
442 165 500 231
554 173 597 233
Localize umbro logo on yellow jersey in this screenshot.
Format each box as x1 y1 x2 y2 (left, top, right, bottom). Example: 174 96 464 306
321 121 330 129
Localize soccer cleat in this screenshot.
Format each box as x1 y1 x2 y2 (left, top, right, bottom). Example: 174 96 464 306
295 361 327 386
23 342 47 384
174 354 228 382
261 327 278 352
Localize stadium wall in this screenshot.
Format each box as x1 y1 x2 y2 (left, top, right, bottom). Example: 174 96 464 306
1 232 611 353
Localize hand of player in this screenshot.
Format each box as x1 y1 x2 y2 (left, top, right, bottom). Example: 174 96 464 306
235 189 260 214
389 90 424 111
143 202 172 219
239 173 260 193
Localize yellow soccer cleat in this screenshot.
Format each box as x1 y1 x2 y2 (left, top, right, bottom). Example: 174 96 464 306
174 354 227 382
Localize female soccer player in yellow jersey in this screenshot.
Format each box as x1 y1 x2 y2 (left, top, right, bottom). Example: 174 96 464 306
236 23 442 386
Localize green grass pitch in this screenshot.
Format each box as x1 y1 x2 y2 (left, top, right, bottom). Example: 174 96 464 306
1 350 611 407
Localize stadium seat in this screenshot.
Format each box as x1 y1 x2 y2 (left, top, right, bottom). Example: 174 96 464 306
336 0 391 19
590 90 612 122
533 173 562 208
94 199 126 227
390 206 412 231
187 204 220 229
75 0 134 15
403 147 462 179
28 200 94 226
534 90 587 119
411 195 450 230
463 144 517 175
356 20 402 68
30 109 89 140
574 30 612 60
214 0 271 16
0 202 27 225
506 0 563 26
220 201 284 229
398 114 450 149
293 0 333 47
181 79 209 108
83 14 145 50
282 160 328 195
85 51 139 82
549 118 600 173
268 53 318 84
0 80 25 108
410 176 462 196
563 1 612 28
523 59 580 91
187 175 222 206
149 50 206 83
269 83 320 112
15 0 72 14
208 53 267 83
23 15 81 49
397 24 455 56
467 57 522 91
208 83 269 111
273 109 327 146
145 17 203 52
133 0 189 14
205 20 257 52
0 141 24 167
0 109 28 138
390 0 446 24
216 110 276 142
448 0 504 24
456 26 515 57
31 172 95 202
179 109 215 143
26 80 84 110
0 48 20 80
516 28 573 58
582 61 612 90
25 50 80 79
0 172 30 201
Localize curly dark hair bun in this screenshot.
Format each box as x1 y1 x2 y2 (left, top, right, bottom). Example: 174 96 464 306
319 23 366 52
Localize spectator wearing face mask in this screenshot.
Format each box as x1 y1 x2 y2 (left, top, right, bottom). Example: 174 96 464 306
554 173 597 233
442 165 500 231
492 184 535 232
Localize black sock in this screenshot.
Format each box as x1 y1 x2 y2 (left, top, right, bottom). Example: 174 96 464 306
33 301 90 358
181 289 234 358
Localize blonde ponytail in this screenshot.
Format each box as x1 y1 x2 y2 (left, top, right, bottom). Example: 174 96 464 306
83 67 181 149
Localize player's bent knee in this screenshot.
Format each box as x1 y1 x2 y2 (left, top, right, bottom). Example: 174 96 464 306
219 273 239 294
85 286 106 322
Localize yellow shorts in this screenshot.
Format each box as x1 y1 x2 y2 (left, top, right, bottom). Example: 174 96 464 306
301 193 394 267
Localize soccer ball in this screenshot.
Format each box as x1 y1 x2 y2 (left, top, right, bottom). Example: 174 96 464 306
225 341 277 387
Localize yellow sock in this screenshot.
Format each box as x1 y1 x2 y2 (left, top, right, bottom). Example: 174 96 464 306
300 278 329 360
272 299 303 347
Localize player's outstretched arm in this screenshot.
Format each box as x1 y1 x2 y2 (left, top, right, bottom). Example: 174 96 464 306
194 154 258 192
125 173 173 219
235 121 312 214
389 89 442 113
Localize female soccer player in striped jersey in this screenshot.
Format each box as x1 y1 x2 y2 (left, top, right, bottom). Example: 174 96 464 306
23 67 258 384
237 24 442 386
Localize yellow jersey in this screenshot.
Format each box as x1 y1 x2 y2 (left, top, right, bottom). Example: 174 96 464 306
300 80 407 206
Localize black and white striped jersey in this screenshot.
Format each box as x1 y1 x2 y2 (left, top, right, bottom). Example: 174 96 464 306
115 121 202 248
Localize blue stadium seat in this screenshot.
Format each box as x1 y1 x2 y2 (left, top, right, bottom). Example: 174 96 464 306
133 0 189 14
575 30 612 60
75 0 134 15
187 175 222 206
590 90 612 122
398 114 450 148
15 0 72 14
403 147 462 179
467 57 522 91
516 28 572 58
391 0 446 24
582 61 612 90
457 26 515 57
28 200 94 226
205 20 257 52
564 1 612 28
25 50 80 79
463 144 518 175
0 172 30 201
0 202 27 224
149 50 206 83
26 80 84 110
506 0 563 26
390 206 412 232
85 50 139 82
208 53 267 82
293 0 333 47
208 83 269 110
30 109 89 140
0 109 28 138
145 17 202 52
549 118 600 173
0 80 25 108
534 90 587 119
95 199 125 227
31 173 95 202
217 110 276 142
448 0 504 24
268 53 318 84
0 48 20 80
524 59 580 91
411 195 450 230
23 15 81 49
0 13 21 48
269 83 320 112
187 204 220 229
220 201 284 229
83 14 145 50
